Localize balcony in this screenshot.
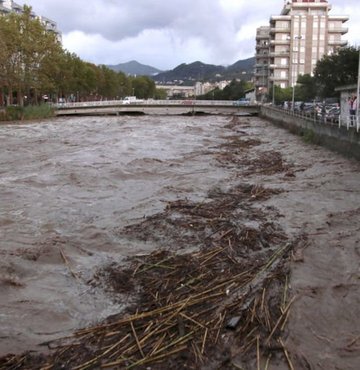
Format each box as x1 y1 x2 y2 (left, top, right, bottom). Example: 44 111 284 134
270 39 290 45
328 40 348 46
270 15 291 22
256 44 270 50
269 64 289 70
255 55 269 61
254 71 268 78
256 34 270 40
270 27 291 34
269 51 290 57
269 75 289 82
328 15 349 22
328 27 348 35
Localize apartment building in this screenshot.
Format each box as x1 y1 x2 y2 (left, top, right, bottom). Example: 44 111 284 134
255 0 348 100
0 0 60 39
255 26 271 101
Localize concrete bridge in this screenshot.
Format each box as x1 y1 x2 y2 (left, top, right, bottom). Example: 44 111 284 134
54 100 260 116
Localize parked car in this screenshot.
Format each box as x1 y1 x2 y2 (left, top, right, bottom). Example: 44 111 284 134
325 106 340 123
233 98 250 106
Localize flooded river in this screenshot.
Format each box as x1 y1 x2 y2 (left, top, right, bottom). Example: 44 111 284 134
1 115 359 369
0 115 234 355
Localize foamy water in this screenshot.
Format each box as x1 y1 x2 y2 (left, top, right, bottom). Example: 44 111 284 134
0 115 233 355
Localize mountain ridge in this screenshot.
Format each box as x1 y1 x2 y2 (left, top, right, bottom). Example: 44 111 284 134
106 60 163 76
106 57 255 82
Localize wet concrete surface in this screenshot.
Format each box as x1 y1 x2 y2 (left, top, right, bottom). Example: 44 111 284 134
0 115 359 369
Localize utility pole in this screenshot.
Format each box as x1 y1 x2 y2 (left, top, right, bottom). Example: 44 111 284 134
357 48 360 130
291 35 302 111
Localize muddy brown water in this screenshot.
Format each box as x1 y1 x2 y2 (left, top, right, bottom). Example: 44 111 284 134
0 115 359 369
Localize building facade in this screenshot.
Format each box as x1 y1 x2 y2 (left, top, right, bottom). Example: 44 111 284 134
255 26 271 101
255 0 348 101
0 0 60 39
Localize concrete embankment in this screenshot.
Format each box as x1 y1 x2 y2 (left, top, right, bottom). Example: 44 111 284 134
261 106 360 160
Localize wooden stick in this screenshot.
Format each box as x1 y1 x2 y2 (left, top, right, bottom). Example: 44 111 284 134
282 275 288 311
266 296 296 344
256 335 260 370
131 321 145 358
201 328 208 354
59 247 80 282
279 338 295 370
264 354 272 370
261 287 266 313
180 312 206 329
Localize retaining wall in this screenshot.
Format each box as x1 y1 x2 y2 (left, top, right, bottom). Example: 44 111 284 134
261 106 360 161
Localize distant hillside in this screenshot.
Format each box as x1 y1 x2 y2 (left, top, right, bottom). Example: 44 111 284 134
154 61 226 83
226 57 256 74
153 57 255 83
106 60 163 76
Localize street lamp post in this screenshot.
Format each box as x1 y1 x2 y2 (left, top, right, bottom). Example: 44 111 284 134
272 81 275 106
291 35 302 111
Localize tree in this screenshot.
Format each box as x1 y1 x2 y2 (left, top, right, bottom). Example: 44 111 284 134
0 6 63 105
295 74 317 102
269 85 293 105
199 80 252 100
314 46 359 98
222 79 249 100
131 76 156 99
154 88 167 100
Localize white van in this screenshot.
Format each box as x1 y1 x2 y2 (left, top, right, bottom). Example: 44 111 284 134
123 96 137 104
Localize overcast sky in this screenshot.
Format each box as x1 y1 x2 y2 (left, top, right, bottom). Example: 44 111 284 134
17 0 360 71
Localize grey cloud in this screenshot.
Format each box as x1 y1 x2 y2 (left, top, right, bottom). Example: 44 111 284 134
17 0 360 68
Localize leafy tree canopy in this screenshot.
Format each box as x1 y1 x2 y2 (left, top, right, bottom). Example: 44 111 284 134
314 46 359 98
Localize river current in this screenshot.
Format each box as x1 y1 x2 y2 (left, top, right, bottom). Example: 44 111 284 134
0 115 234 355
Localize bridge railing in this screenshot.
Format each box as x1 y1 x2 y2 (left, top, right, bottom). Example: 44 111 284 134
53 99 256 109
263 105 360 133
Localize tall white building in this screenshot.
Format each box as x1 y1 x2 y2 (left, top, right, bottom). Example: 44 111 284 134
255 0 348 100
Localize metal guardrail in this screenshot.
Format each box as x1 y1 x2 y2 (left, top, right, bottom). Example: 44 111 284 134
53 100 257 109
263 105 360 133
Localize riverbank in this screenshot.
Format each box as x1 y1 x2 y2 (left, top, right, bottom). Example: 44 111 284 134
261 105 360 161
0 115 359 369
0 104 54 122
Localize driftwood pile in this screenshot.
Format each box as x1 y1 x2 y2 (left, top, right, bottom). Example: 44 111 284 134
1 182 297 369
1 117 299 369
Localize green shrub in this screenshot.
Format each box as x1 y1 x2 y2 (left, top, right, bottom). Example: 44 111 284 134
23 104 54 119
0 104 54 122
302 128 320 144
5 105 24 120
